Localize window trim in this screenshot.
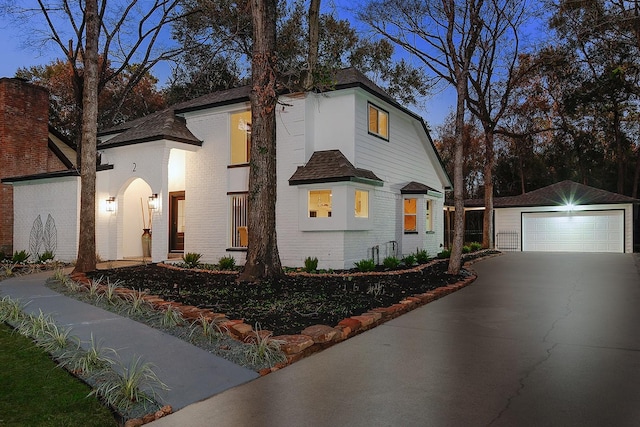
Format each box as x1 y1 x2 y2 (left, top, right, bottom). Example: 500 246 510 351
354 189 369 218
229 110 251 166
404 197 418 234
367 102 389 141
308 189 332 218
228 192 248 249
426 199 433 232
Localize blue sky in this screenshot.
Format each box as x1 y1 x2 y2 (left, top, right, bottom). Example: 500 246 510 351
0 5 454 134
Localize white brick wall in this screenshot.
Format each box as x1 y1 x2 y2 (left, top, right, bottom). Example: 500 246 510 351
12 177 80 262
12 87 449 269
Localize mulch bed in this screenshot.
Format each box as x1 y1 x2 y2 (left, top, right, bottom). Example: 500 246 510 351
87 253 490 336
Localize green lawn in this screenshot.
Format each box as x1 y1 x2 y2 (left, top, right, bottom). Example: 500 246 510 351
0 323 117 427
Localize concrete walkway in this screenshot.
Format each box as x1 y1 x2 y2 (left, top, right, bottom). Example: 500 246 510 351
149 252 640 426
0 272 259 411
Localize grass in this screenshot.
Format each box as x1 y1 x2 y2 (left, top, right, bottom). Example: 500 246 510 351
0 323 117 427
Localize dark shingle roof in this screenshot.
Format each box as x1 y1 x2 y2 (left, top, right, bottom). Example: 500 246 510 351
98 110 201 148
464 180 639 208
288 150 383 186
401 181 440 194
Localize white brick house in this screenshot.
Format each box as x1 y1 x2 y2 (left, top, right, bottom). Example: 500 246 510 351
6 69 451 269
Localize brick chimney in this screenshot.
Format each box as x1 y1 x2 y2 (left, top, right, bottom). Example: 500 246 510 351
0 78 50 255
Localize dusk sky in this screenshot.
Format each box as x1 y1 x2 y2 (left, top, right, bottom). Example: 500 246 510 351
0 2 457 133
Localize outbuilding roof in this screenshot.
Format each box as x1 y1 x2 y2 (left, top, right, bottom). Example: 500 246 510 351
464 180 639 208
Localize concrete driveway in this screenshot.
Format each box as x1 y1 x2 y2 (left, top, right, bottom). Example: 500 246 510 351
151 253 640 426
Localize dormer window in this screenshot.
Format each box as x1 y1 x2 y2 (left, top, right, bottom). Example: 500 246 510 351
368 103 389 140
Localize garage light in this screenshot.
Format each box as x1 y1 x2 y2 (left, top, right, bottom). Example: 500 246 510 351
565 202 575 212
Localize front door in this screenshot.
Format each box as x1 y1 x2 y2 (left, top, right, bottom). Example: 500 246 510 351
169 191 185 252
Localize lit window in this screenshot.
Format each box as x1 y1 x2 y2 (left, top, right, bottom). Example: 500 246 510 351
355 190 369 218
404 198 417 233
308 190 332 218
368 103 389 140
230 110 251 164
426 199 433 231
230 193 248 247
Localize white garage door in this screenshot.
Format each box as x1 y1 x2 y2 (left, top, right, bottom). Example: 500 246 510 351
522 211 623 253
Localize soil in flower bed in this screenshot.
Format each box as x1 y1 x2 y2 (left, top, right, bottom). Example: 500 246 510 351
87 259 477 336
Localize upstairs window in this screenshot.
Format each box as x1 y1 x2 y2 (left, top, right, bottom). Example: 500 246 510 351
355 189 369 218
230 110 251 165
308 189 332 217
368 103 389 140
404 198 417 233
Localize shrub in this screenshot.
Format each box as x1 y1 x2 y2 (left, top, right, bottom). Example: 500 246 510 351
354 258 376 272
244 324 286 367
37 250 55 263
303 256 318 273
217 255 236 271
12 250 30 263
0 251 5 261
402 254 417 267
157 305 184 329
60 334 114 375
91 355 168 412
182 252 202 269
189 314 224 343
415 249 430 264
462 245 471 254
383 256 401 269
470 242 482 252
437 249 451 259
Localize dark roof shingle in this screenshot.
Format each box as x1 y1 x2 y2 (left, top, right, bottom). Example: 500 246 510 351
98 110 201 148
464 180 639 207
401 181 440 194
289 150 383 185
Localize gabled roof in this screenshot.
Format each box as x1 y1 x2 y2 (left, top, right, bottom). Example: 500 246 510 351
464 180 639 208
288 150 383 186
48 126 76 169
96 68 416 150
401 181 441 195
98 110 202 149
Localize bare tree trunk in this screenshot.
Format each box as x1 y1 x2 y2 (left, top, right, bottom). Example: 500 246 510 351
448 76 468 275
482 130 494 249
73 0 99 274
613 108 625 194
239 0 283 282
632 146 640 199
304 0 321 90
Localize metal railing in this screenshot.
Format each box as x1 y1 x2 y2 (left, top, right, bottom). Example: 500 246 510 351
496 231 519 251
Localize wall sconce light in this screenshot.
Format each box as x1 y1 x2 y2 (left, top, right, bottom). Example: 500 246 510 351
106 196 116 212
148 194 159 210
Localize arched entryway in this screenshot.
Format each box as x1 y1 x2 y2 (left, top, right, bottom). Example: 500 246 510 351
118 177 153 259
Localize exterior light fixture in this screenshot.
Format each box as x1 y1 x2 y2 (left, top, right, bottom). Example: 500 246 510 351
106 196 116 212
148 194 159 210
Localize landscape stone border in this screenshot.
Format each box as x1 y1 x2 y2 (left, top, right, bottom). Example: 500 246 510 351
70 251 501 377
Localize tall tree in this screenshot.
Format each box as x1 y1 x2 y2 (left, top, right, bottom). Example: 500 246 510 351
74 0 99 274
170 0 430 104
239 0 283 282
465 0 532 249
548 0 640 195
2 0 186 273
360 0 485 274
16 59 166 142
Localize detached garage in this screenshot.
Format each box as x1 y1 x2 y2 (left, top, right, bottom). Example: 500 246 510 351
488 181 638 253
